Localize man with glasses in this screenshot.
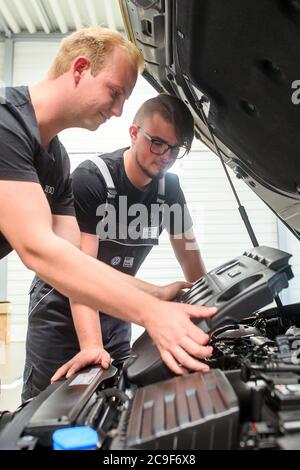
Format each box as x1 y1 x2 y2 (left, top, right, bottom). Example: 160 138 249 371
22 94 208 399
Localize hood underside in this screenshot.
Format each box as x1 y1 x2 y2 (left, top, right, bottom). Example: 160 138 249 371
120 0 300 239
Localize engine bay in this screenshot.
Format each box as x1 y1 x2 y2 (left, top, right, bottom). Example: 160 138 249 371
1 246 300 450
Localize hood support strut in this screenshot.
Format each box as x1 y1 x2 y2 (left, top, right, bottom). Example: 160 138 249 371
195 96 284 312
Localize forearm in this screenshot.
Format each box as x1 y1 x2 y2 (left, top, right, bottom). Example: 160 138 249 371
114 271 162 298
170 231 207 282
70 300 103 350
23 232 160 326
180 250 207 282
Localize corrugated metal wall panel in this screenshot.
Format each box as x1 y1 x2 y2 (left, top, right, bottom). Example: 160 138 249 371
287 259 300 304
277 222 300 305
13 41 61 85
0 41 4 82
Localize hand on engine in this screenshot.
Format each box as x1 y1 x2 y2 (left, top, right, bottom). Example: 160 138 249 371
51 347 111 382
144 301 217 375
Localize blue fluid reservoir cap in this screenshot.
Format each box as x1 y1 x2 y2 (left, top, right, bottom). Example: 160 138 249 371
53 426 99 450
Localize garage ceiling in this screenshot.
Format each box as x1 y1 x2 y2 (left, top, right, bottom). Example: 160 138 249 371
0 0 124 36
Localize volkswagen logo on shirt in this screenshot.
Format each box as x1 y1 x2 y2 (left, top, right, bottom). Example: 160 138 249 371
110 256 122 267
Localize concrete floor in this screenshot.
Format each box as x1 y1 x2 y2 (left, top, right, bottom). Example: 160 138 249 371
0 342 25 411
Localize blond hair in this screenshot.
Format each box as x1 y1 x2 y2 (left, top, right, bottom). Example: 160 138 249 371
48 26 144 79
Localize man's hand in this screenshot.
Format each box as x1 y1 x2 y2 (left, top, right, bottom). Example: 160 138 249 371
158 281 193 301
144 301 217 375
50 347 111 383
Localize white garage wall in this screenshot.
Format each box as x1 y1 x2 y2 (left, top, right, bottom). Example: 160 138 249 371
277 222 300 305
0 41 4 82
6 40 282 342
13 41 61 85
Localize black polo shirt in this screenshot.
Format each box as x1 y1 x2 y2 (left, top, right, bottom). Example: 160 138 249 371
71 148 193 238
0 86 75 260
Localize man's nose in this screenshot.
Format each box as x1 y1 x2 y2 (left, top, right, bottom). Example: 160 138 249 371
112 97 125 117
161 149 175 162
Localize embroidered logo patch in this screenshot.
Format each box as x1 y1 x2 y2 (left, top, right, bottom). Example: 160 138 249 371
110 256 122 266
123 257 134 268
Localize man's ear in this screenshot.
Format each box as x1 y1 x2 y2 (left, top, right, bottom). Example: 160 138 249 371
129 124 139 144
73 56 91 85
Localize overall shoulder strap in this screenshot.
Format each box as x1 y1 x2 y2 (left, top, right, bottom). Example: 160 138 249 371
157 176 166 204
88 155 117 200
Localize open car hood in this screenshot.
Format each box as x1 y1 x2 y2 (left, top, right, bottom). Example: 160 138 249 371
120 0 300 239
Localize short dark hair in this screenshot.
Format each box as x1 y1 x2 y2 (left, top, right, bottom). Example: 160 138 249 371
133 94 194 151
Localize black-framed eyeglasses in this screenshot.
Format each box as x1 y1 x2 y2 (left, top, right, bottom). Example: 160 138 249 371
137 126 189 160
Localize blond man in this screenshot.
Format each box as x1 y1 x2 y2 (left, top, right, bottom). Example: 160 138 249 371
0 28 216 394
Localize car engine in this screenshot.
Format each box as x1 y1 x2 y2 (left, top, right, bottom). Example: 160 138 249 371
1 246 300 450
